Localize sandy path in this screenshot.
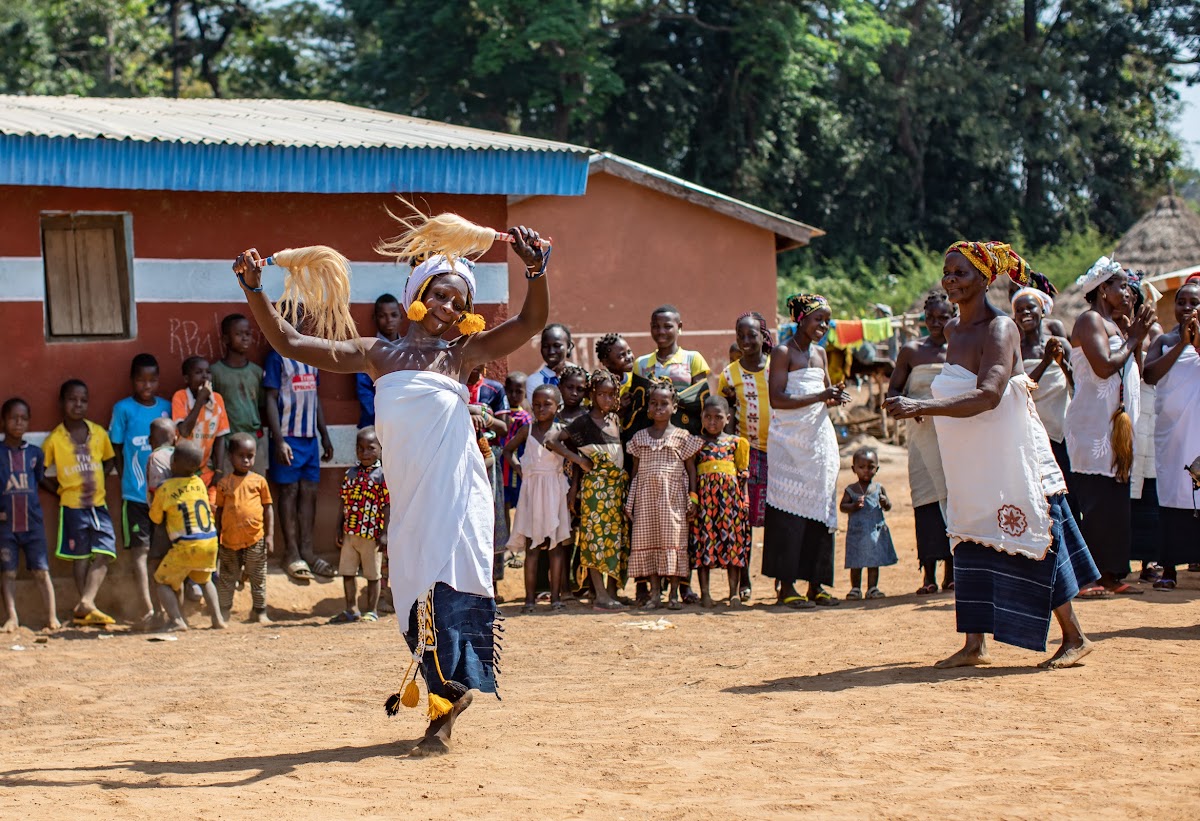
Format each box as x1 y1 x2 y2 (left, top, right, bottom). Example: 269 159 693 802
2 452 1199 819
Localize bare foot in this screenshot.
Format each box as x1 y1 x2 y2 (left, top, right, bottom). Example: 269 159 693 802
409 734 452 757
161 618 189 633
253 610 272 625
210 618 228 630
131 612 158 633
46 618 62 632
700 593 714 608
641 600 661 611
1 618 18 633
410 691 473 757
1039 638 1093 669
934 647 991 669
727 596 741 607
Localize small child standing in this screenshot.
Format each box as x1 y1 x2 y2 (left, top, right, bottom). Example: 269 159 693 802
109 353 172 627
213 433 273 624
505 385 571 612
692 396 751 608
839 447 897 600
42 379 118 626
329 427 389 624
172 356 230 494
501 371 532 516
150 440 225 631
625 380 702 610
557 365 590 425
1 398 59 631
145 418 178 595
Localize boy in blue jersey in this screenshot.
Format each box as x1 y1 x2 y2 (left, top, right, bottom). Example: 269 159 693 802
109 353 172 626
1 398 59 632
264 342 334 583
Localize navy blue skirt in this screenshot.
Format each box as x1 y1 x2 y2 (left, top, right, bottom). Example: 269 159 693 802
953 495 1099 652
405 582 501 700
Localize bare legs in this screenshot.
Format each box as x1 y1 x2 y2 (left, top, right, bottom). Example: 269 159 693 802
1039 601 1093 668
71 554 110 617
697 567 742 607
276 480 320 571
157 579 226 631
3 569 59 631
410 691 473 758
341 576 381 616
129 545 155 623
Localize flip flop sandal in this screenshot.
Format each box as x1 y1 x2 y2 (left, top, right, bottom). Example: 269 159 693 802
1076 585 1112 599
1139 567 1162 582
360 612 379 622
667 600 683 611
521 604 537 614
1111 583 1144 595
781 595 814 610
845 589 863 601
942 581 955 592
285 560 314 582
1153 578 1177 590
866 587 885 599
309 558 338 578
739 588 752 603
327 610 360 624
681 591 701 605
72 609 116 626
551 602 567 611
916 583 938 595
813 591 840 607
592 600 626 612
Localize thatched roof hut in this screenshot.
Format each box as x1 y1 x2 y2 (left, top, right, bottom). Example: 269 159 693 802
1054 196 1200 327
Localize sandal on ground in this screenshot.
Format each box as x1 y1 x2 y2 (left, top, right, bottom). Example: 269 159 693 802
916 583 938 595
1139 566 1162 583
551 601 566 611
1076 585 1112 599
845 589 863 601
360 611 379 622
285 560 314 583
813 590 840 607
866 587 885 599
328 610 360 624
942 580 955 592
592 599 626 612
521 604 537 614
739 587 752 603
72 609 116 626
681 591 701 605
1110 583 1144 595
1153 578 1177 590
780 595 814 610
309 558 338 578
667 600 683 611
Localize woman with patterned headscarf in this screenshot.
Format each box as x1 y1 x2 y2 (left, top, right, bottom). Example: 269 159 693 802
1066 257 1158 596
762 293 850 608
885 241 1098 669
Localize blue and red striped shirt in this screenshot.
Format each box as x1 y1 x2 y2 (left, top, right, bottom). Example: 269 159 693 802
1 441 45 535
263 351 320 439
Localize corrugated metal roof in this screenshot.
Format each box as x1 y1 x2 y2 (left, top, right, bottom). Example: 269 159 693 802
0 96 591 195
0 96 586 153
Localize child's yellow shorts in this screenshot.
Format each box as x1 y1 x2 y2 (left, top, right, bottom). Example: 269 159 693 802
155 538 219 590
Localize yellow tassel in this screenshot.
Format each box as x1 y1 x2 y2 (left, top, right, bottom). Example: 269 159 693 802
1110 405 1133 483
457 312 487 335
407 300 428 321
401 680 420 709
427 694 454 720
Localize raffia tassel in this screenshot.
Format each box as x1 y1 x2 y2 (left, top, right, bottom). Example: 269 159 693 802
406 300 428 321
376 201 498 263
427 694 455 720
384 692 403 717
270 246 358 353
1110 404 1134 483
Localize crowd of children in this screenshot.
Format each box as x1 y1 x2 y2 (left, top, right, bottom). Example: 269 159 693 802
3 270 1197 631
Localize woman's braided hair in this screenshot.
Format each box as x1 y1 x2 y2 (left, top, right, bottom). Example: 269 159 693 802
923 291 956 316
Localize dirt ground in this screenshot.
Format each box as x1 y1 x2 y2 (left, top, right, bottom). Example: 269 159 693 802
2 442 1199 820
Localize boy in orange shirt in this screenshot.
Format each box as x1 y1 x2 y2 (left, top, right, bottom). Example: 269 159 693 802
213 433 273 624
172 356 230 497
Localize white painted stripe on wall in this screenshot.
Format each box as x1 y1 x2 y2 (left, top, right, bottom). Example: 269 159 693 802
0 257 509 305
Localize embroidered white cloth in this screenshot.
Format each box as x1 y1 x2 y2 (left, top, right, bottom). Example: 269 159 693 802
373 370 494 620
1131 380 1157 498
931 364 1061 559
1023 359 1071 443
1065 335 1140 478
766 367 839 530
1154 345 1200 510
904 363 948 507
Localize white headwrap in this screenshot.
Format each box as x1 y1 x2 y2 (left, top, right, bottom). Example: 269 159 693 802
1012 287 1054 316
1076 256 1123 295
404 255 477 309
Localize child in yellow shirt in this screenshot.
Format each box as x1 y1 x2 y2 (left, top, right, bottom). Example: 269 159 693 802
149 440 225 632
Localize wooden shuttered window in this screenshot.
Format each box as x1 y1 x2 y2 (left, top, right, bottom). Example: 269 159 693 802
40 213 133 339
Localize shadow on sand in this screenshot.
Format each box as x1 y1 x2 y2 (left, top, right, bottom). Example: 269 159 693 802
722 661 1047 695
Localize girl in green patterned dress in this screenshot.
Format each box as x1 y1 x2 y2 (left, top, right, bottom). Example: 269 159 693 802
548 369 628 611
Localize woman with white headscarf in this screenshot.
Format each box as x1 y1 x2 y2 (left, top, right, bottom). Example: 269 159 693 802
1065 257 1157 596
1012 286 1074 484
232 226 549 757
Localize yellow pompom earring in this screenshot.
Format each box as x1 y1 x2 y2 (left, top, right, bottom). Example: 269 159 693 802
457 312 487 335
406 300 428 321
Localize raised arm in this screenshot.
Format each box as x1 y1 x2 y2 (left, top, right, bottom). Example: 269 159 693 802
460 227 549 371
232 249 376 374
1071 307 1154 379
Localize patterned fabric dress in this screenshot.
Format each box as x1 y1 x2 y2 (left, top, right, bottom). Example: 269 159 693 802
692 434 751 569
626 427 703 578
564 414 629 587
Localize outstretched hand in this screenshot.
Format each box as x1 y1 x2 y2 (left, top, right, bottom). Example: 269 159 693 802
883 394 924 419
232 248 264 290
508 226 545 271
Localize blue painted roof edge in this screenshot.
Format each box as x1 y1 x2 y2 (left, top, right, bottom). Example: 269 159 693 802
0 135 590 195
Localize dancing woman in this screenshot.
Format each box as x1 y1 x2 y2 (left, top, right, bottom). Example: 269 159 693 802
232 226 548 756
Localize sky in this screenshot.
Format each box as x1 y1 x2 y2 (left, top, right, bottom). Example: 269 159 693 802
1174 81 1200 166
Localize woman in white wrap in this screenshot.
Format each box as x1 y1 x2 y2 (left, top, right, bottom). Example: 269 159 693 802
1144 277 1200 589
1065 257 1157 596
232 227 548 757
885 241 1098 669
1012 287 1074 484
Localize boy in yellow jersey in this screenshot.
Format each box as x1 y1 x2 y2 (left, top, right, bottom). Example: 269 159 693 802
150 440 225 631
